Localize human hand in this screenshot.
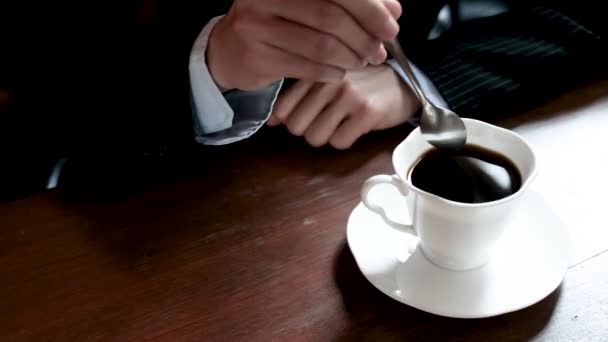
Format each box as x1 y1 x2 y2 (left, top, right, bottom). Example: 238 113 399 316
206 0 402 91
268 64 421 149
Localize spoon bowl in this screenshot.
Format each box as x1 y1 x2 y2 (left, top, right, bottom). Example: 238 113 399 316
420 103 468 149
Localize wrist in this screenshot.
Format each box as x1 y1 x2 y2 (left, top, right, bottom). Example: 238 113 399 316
206 17 235 91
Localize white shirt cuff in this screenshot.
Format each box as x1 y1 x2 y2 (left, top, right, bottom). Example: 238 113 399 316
189 16 234 135
189 16 283 145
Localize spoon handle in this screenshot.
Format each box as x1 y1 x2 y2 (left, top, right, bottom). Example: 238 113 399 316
383 39 430 108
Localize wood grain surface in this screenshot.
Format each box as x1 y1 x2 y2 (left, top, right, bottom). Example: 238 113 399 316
1 83 608 341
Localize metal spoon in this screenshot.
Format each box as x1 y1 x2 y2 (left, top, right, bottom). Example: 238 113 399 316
384 39 467 150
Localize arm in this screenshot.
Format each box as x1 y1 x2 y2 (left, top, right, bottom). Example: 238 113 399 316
189 0 401 145
188 0 402 145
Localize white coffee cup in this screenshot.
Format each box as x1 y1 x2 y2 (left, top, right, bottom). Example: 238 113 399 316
361 118 537 271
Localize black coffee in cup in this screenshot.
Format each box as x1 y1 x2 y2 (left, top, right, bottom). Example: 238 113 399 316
409 145 522 203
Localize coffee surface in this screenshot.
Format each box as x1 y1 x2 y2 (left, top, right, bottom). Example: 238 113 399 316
409 145 522 203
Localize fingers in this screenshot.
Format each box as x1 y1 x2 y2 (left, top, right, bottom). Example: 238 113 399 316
330 107 379 150
267 115 282 127
329 0 400 40
256 16 364 70
210 0 402 89
212 8 348 90
303 85 364 147
271 81 315 124
272 80 379 149
382 0 403 20
270 0 386 65
283 83 341 136
260 44 346 85
271 79 379 149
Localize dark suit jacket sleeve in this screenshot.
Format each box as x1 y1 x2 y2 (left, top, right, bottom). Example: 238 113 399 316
1 1 235 158
398 2 608 121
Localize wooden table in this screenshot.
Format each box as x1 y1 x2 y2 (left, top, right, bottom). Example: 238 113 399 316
2 83 608 341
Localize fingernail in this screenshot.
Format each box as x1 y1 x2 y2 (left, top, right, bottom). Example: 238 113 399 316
369 47 387 65
384 19 399 38
369 56 382 65
386 0 403 19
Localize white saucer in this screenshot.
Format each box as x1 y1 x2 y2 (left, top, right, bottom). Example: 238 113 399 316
346 186 572 319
